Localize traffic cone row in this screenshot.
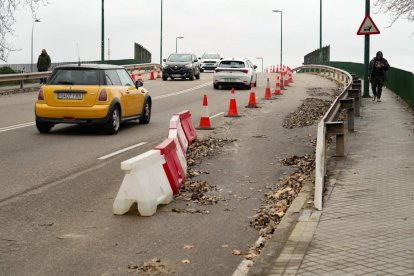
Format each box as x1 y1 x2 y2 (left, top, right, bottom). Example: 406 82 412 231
196 68 293 130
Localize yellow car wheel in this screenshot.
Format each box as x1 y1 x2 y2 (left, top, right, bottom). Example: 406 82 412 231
104 106 120 135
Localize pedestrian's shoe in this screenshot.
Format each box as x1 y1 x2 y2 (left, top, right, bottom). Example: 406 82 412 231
372 96 376 101
377 99 381 102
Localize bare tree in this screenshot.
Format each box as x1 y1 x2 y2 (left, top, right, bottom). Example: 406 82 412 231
0 0 47 62
373 0 414 25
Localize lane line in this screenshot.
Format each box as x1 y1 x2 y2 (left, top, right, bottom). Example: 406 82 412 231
210 112 225 119
153 82 211 100
97 142 148 160
0 122 35 132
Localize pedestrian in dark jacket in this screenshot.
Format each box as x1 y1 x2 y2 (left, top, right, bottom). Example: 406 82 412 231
37 49 51 84
368 51 390 102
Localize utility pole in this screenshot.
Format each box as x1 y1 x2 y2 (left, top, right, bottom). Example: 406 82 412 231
101 0 104 62
160 0 163 64
320 0 323 63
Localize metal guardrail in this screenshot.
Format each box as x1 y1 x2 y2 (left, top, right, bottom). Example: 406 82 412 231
292 64 361 210
0 63 161 88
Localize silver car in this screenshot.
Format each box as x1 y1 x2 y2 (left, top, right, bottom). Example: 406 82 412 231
213 58 258 89
199 52 221 72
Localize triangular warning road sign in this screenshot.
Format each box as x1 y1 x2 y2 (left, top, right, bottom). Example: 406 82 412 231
357 15 380 35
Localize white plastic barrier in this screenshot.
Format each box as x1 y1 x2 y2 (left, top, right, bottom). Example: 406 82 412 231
168 128 187 173
169 115 189 152
113 150 173 216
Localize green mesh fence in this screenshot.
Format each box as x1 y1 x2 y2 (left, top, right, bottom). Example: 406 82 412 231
327 61 414 110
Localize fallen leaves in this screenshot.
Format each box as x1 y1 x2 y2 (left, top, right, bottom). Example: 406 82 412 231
250 154 315 238
170 208 210 214
283 98 332 129
128 258 173 274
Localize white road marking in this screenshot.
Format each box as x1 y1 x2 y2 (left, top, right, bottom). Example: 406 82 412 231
210 112 224 119
0 122 35 132
153 82 212 100
97 142 147 160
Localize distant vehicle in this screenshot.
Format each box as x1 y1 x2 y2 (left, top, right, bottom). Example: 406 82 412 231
213 58 257 89
35 64 152 135
162 53 201 81
198 52 222 72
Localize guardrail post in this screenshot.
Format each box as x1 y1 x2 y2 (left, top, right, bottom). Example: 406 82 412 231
348 89 361 117
340 98 355 131
325 122 345 157
20 80 24 89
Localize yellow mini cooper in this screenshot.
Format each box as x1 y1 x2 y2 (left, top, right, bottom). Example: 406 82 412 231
35 64 151 134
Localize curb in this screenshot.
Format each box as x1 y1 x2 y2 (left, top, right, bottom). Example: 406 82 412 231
245 178 314 276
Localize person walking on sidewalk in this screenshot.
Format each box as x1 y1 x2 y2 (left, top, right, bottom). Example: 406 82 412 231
37 49 51 84
368 51 390 102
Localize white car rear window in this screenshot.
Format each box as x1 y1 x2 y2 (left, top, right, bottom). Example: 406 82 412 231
219 61 245 68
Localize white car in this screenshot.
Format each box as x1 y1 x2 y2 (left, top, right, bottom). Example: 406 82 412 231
199 52 221 72
213 58 258 89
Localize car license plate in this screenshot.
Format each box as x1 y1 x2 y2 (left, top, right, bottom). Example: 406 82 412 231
57 92 83 100
224 78 236 82
172 74 182 77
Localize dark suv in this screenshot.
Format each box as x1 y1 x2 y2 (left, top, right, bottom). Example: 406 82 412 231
162 53 201 81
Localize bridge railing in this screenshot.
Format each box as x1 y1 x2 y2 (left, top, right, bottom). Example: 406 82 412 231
0 63 161 89
292 65 360 210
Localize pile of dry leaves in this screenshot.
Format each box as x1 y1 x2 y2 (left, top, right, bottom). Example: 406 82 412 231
175 136 236 206
283 98 332 129
250 154 315 238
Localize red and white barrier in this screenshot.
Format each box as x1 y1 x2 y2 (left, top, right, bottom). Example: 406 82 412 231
175 110 197 145
154 138 186 195
169 115 189 153
113 150 173 216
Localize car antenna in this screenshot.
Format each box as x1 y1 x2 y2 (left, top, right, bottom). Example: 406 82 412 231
77 43 81 66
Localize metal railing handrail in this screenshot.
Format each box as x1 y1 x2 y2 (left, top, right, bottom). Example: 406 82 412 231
291 64 354 210
0 63 161 84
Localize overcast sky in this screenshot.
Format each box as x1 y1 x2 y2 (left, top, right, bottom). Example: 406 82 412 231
3 0 414 72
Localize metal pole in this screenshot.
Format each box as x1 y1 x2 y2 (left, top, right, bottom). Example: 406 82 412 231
176 37 177 53
261 59 263 73
280 11 283 67
320 0 323 64
31 22 34 72
101 0 104 62
363 0 371 97
160 0 163 64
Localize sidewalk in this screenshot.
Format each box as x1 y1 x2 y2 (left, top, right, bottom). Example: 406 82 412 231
268 87 414 275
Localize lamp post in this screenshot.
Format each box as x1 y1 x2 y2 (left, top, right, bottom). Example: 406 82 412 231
31 18 41 72
160 0 163 64
175 36 184 53
256 57 263 73
320 0 323 63
272 10 283 67
101 0 104 62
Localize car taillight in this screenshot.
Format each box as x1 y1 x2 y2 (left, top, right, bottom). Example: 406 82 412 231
98 89 108 101
241 69 249 74
37 88 44 100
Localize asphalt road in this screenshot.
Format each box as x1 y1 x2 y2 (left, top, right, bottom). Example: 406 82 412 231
0 73 338 275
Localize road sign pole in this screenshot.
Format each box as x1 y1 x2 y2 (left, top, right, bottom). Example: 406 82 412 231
363 0 370 97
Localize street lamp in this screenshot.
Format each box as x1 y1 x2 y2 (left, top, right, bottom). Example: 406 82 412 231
160 0 163 64
31 18 41 72
256 57 263 73
176 36 184 53
272 10 283 67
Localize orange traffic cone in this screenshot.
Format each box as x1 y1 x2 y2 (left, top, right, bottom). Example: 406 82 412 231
225 88 241 117
149 69 156 80
275 76 282 95
263 78 272 100
288 71 293 83
137 72 143 82
276 65 279 73
196 95 214 130
131 69 136 81
246 83 258 108
156 68 162 79
280 73 286 90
